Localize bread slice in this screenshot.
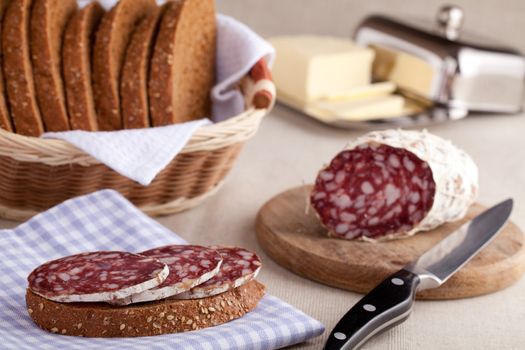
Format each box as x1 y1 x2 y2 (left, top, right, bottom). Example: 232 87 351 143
2 0 44 136
0 0 13 132
149 0 216 126
92 0 156 131
30 0 77 132
62 3 104 131
26 280 265 337
121 5 165 129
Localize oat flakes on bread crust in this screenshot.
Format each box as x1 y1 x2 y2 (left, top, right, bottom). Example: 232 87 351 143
0 0 13 132
30 0 77 132
121 5 166 129
149 0 216 126
26 280 265 337
62 2 104 131
2 0 44 136
92 0 156 131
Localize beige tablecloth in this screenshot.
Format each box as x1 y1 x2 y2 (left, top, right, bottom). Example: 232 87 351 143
2 106 524 349
2 1 524 348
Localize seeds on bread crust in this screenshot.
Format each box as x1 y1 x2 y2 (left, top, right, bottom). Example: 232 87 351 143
2 0 44 136
30 0 77 132
26 280 265 337
121 5 165 129
0 0 13 132
62 2 104 131
149 0 216 126
92 0 156 131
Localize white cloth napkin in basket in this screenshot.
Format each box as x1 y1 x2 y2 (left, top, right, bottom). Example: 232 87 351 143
42 12 275 186
0 190 324 350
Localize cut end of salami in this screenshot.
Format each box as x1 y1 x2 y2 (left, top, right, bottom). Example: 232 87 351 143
176 246 262 299
27 251 169 303
113 245 223 305
311 143 436 240
311 129 478 241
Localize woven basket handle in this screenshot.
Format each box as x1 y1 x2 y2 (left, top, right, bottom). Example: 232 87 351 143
241 58 276 110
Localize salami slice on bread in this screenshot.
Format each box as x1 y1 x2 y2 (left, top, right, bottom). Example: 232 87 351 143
176 247 262 299
311 129 478 241
113 245 223 305
27 251 169 303
26 245 264 337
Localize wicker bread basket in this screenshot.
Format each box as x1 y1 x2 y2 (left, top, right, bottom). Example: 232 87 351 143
0 60 275 221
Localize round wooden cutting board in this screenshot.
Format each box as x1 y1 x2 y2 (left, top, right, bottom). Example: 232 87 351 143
255 185 525 299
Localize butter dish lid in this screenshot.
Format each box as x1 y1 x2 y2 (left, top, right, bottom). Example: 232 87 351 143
354 5 525 118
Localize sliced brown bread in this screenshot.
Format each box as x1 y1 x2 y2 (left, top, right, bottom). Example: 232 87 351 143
62 2 104 131
30 0 77 132
149 0 216 126
2 0 44 136
121 5 165 129
0 0 12 131
92 0 156 131
26 280 265 337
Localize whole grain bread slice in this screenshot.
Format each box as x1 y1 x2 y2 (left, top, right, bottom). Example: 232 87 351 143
2 0 44 136
30 0 77 132
26 279 265 337
121 5 165 129
62 2 104 131
92 0 156 131
149 0 216 126
0 0 13 132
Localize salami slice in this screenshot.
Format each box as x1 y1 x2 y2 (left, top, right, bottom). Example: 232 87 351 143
311 129 478 241
27 251 169 303
176 247 262 299
113 245 222 305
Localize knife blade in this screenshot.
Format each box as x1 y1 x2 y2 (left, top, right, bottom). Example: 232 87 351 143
324 198 513 350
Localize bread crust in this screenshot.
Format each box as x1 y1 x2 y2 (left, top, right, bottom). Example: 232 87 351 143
30 0 77 132
0 0 12 131
62 2 103 131
149 0 216 126
26 280 265 337
121 5 165 129
2 0 44 136
92 0 156 131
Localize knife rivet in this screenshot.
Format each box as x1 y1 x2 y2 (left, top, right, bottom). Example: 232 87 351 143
334 332 347 340
363 304 376 312
391 278 405 286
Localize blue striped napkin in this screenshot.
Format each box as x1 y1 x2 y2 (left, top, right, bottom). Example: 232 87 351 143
0 190 324 350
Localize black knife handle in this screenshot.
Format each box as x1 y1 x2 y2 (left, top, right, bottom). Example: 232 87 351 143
324 269 420 350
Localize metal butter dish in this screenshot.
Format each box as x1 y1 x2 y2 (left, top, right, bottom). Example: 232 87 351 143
279 5 525 129
351 5 525 127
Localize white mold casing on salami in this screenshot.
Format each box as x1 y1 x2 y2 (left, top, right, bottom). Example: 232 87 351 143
175 247 262 299
27 251 169 303
112 245 223 305
311 129 479 241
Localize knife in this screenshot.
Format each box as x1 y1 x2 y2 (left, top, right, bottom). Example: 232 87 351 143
324 198 514 350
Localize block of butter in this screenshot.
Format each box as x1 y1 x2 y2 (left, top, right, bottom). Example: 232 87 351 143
269 35 375 103
372 45 435 97
278 86 405 122
312 95 405 121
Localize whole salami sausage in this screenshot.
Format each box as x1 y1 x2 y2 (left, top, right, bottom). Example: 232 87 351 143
27 251 169 302
176 247 262 299
113 245 223 305
310 129 478 241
